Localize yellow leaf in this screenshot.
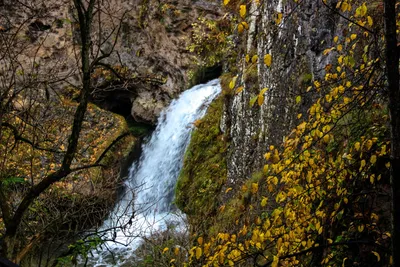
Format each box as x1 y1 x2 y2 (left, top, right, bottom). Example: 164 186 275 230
258 94 265 106
370 174 375 184
195 247 202 259
372 251 380 262
334 36 339 43
340 2 348 12
263 164 269 173
318 226 323 234
264 152 271 161
261 197 268 207
241 21 249 29
245 54 250 63
223 0 230 5
264 54 272 67
174 247 180 256
296 95 301 104
358 224 364 232
238 23 244 33
225 187 233 193
229 76 237 90
275 12 283 25
370 155 377 164
251 183 259 194
342 258 348 267
360 159 366 171
198 236 203 245
343 97 351 104
252 55 258 63
360 3 367 17
354 142 360 151
236 86 244 94
350 34 357 40
367 16 373 27
323 48 332 55
163 247 169 253
365 139 373 150
272 256 279 267
272 150 280 163
260 87 269 95
240 5 246 18
337 44 343 52
257 88 268 106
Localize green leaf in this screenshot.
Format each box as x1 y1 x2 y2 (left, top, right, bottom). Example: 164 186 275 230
348 56 356 68
3 176 25 186
229 76 237 90
296 95 302 104
249 95 258 107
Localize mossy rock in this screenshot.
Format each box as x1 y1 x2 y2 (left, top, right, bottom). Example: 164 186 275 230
175 95 228 234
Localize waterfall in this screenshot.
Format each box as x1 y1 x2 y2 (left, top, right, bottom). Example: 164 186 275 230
85 79 221 266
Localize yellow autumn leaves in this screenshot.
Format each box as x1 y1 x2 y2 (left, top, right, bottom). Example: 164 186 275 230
227 52 272 106
264 54 272 67
186 0 389 266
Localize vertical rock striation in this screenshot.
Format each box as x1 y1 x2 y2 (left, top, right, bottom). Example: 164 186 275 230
224 0 342 186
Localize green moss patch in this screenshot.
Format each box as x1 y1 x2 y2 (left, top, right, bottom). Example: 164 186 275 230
175 95 228 233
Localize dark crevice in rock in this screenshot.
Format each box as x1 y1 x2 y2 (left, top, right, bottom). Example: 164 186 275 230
90 90 134 119
29 21 51 31
191 65 223 86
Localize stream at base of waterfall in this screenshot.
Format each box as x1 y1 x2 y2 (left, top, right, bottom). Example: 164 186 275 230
81 79 221 266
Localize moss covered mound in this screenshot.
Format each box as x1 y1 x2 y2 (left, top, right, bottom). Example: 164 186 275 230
175 95 227 233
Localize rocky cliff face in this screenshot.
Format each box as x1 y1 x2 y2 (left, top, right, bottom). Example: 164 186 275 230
116 0 223 122
176 0 347 235
223 0 341 187
0 0 222 123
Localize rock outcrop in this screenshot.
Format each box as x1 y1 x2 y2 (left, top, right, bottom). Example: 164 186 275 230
0 0 223 123
223 0 341 187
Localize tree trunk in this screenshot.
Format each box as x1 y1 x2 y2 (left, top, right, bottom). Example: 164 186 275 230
384 0 400 265
0 0 96 261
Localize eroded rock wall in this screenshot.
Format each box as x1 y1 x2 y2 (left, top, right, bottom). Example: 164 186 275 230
0 0 222 123
224 0 341 186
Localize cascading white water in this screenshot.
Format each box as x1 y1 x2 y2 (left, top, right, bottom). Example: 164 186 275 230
85 79 221 266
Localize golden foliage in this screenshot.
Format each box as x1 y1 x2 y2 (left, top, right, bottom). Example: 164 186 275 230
185 0 392 266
